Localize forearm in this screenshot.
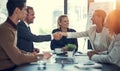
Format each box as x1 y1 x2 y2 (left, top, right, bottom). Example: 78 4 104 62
67 32 88 38
91 54 111 63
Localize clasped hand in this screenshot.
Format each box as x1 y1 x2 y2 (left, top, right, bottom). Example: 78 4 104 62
52 32 67 40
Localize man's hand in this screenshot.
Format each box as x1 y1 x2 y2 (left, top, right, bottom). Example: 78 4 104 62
43 52 52 59
53 32 62 40
37 52 51 60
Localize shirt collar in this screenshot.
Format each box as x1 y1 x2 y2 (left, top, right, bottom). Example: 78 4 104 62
59 27 69 31
24 21 29 27
7 18 17 30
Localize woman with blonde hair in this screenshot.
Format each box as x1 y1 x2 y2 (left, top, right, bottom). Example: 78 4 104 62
50 15 78 53
60 9 112 52
87 9 120 67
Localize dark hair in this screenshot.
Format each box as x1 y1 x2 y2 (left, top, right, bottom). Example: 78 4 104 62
7 0 26 16
26 6 33 14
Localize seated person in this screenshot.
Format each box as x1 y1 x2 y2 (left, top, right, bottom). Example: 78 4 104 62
87 9 120 67
58 10 112 52
17 6 52 53
50 15 78 53
0 0 51 71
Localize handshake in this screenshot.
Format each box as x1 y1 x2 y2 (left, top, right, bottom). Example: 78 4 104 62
52 32 67 40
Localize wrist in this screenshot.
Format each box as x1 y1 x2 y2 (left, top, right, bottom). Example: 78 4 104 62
51 34 53 40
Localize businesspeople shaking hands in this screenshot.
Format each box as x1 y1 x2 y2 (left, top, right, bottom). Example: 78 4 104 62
52 32 67 40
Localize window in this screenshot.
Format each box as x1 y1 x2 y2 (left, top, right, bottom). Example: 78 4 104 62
0 0 7 24
68 0 88 52
0 0 116 52
26 0 88 52
27 0 64 51
0 0 88 52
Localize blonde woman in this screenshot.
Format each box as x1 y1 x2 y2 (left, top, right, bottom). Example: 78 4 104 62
88 9 120 67
60 10 112 52
50 15 78 53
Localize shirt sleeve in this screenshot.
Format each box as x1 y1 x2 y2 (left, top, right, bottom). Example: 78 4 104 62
1 29 37 65
91 40 120 65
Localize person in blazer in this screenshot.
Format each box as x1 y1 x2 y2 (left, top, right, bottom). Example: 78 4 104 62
0 0 51 71
57 10 112 52
50 15 78 52
17 6 51 52
87 9 120 67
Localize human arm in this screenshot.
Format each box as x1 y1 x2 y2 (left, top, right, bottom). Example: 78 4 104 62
37 52 52 60
0 29 39 65
90 40 120 65
17 26 51 42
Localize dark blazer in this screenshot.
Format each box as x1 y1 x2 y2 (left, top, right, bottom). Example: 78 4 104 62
50 28 78 52
17 21 51 52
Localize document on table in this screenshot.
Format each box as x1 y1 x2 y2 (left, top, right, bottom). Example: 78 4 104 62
74 61 102 69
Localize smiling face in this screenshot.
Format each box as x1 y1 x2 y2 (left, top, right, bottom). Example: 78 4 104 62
59 16 69 29
26 9 35 24
91 10 106 27
25 8 35 24
91 12 101 25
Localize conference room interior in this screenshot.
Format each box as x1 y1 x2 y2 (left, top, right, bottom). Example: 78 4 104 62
0 0 119 52
1 0 120 71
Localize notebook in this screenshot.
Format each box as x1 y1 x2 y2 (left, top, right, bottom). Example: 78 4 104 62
74 61 102 69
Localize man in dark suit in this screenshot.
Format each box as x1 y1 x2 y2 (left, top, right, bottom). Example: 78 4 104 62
17 6 52 53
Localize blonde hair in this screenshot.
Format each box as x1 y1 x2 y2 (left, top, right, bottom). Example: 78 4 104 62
57 15 68 28
94 9 106 26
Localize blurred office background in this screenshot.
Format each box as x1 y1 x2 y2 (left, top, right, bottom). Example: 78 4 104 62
0 0 118 52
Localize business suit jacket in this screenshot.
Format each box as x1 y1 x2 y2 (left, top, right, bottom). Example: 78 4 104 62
0 18 37 70
50 28 78 52
91 34 120 67
67 25 112 51
17 21 51 52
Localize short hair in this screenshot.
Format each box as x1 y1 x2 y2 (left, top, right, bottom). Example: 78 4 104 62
26 6 33 14
7 0 26 16
57 15 68 28
94 10 106 24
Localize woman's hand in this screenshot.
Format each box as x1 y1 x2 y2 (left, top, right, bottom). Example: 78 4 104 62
87 50 99 59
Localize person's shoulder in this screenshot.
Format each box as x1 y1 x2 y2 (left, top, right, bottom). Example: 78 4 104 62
68 28 76 32
52 28 60 33
18 21 25 26
0 23 15 35
1 21 15 31
17 21 27 31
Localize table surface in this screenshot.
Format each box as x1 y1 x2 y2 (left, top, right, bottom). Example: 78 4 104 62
14 53 120 71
